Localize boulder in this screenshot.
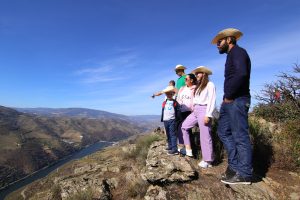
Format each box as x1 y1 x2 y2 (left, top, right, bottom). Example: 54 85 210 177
59 175 112 200
141 141 197 184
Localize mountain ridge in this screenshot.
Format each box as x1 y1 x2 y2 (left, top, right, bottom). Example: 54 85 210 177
14 107 161 130
0 106 159 189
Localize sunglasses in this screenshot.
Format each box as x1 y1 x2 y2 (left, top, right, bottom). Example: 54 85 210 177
217 38 226 46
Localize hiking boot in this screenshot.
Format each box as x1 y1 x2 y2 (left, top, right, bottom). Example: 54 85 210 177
167 149 179 155
198 160 212 168
221 166 236 179
221 173 251 185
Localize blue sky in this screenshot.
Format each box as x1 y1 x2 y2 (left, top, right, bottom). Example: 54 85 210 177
0 0 299 115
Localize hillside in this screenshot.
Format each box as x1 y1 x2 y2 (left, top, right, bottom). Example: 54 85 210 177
6 132 300 200
15 107 161 131
0 106 147 189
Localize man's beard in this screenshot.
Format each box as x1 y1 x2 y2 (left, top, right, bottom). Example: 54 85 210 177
218 42 229 54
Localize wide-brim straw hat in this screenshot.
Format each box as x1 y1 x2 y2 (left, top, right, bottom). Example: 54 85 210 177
162 86 176 93
192 66 212 75
211 28 243 44
174 64 186 71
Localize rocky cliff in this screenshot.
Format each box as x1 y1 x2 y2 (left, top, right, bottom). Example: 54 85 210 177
6 132 300 200
0 106 146 189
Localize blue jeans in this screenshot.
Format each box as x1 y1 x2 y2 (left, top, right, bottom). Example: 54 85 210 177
217 96 252 178
164 119 177 151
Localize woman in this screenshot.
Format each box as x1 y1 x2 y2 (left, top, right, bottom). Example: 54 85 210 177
177 74 197 153
181 66 216 168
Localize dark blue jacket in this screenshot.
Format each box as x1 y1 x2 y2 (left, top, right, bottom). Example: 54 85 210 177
224 45 251 99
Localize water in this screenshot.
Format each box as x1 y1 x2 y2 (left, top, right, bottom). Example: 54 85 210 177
0 141 114 200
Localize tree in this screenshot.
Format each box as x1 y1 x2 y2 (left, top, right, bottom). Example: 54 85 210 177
254 64 300 122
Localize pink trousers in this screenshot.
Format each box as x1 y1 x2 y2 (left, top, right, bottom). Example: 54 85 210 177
181 105 214 162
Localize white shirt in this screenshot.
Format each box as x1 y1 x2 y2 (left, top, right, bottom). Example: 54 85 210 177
193 81 216 117
163 100 175 121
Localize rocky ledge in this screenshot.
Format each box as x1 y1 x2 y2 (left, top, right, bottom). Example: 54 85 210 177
6 133 300 200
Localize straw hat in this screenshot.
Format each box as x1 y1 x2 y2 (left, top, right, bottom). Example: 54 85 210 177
162 86 176 93
174 64 186 71
192 66 212 75
211 28 243 44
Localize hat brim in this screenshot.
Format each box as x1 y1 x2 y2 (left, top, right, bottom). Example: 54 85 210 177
211 29 243 44
192 67 212 75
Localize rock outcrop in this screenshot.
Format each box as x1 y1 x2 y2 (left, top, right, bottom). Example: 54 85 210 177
5 133 300 200
141 141 197 184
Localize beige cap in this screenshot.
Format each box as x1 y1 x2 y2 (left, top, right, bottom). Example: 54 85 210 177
174 64 186 71
162 86 176 93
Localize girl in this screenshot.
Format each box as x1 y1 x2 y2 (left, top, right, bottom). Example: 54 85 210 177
177 74 197 153
181 66 216 168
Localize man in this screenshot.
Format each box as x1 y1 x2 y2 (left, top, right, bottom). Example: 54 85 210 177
212 28 252 185
174 64 187 91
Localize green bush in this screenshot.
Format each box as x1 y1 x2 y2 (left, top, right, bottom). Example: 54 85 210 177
248 117 300 172
274 119 300 169
252 64 300 171
253 101 300 123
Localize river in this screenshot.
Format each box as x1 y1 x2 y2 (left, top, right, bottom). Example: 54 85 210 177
0 141 114 200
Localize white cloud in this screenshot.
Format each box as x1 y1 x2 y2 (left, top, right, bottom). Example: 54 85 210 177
75 65 113 75
73 51 139 84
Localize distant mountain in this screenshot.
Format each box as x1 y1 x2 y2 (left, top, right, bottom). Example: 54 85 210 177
15 107 161 131
15 107 128 120
0 106 151 189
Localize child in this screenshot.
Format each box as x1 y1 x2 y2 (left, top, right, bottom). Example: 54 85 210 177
160 85 181 155
151 80 176 98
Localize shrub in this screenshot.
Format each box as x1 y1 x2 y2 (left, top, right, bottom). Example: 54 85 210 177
249 117 300 172
252 64 300 171
272 119 300 169
249 118 274 176
211 120 224 164
122 134 162 165
66 187 95 200
254 64 300 123
253 101 299 122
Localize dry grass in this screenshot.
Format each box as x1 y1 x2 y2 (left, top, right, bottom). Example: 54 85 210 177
122 133 163 165
249 118 300 173
126 178 149 199
66 187 96 200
